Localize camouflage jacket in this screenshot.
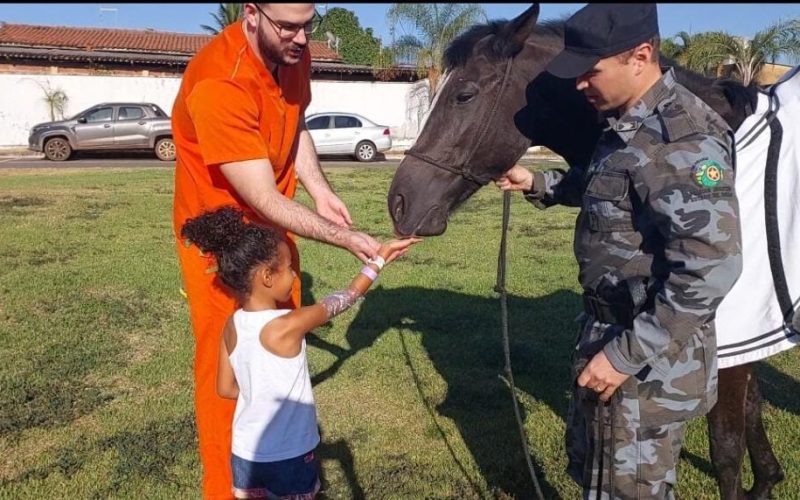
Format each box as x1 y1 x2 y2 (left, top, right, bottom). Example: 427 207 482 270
525 68 743 422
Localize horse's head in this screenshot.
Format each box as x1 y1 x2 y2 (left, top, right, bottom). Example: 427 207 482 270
388 4 600 237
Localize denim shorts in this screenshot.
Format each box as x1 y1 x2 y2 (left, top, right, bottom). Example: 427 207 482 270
231 450 320 499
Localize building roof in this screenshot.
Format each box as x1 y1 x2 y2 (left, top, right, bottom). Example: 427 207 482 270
0 45 194 65
0 22 419 81
0 22 342 61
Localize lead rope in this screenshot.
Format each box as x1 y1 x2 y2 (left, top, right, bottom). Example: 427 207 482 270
495 190 545 500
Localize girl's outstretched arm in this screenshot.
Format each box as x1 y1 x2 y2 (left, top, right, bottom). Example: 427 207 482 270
262 238 420 357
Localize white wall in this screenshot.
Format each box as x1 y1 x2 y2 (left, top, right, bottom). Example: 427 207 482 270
308 79 430 147
0 73 426 148
1 74 182 147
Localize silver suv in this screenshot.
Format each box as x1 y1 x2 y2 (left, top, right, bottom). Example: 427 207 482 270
28 102 174 161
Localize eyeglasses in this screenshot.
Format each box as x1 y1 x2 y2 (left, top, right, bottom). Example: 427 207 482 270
254 4 321 39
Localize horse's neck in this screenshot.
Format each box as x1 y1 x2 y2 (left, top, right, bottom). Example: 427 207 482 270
670 65 757 131
537 69 755 168
515 35 601 168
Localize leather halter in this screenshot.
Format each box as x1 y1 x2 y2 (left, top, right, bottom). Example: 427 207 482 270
404 58 515 187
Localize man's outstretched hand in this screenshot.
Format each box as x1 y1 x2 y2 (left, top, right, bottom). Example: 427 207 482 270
316 192 353 228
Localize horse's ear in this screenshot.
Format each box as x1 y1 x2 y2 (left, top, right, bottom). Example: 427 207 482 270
499 3 540 58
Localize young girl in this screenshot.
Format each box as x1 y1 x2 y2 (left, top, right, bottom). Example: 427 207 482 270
181 205 419 500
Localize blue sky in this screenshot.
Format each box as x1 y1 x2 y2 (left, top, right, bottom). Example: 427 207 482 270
1 3 799 63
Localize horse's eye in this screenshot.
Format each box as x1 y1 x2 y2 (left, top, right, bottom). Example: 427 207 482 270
456 92 475 104
452 81 479 105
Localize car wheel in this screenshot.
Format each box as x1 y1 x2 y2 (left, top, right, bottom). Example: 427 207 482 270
355 140 376 162
155 137 176 161
43 137 72 161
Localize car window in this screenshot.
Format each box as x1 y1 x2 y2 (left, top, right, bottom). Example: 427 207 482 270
118 107 145 121
307 116 330 130
149 104 168 118
334 116 361 128
85 107 113 123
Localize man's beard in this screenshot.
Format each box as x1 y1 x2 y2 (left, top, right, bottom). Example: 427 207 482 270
256 23 305 68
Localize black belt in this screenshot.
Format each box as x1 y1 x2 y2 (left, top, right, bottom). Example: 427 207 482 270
582 292 635 328
582 280 656 381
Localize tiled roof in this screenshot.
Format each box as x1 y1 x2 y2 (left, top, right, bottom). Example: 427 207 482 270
0 22 342 61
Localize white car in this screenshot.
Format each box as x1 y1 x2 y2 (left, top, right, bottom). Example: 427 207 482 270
305 112 392 162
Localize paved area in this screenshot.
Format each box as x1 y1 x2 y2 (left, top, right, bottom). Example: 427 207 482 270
0 153 561 170
0 155 399 169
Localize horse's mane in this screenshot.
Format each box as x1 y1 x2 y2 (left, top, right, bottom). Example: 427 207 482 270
665 55 759 128
443 20 507 70
443 18 565 71
442 17 759 128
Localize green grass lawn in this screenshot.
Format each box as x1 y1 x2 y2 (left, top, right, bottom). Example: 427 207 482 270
1 166 798 499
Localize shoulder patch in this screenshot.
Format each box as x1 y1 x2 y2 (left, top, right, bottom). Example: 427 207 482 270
692 159 725 188
660 107 700 143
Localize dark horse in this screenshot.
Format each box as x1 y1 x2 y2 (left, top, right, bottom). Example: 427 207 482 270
388 4 787 499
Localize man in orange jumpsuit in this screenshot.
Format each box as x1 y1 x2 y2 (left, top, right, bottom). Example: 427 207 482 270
171 4 380 498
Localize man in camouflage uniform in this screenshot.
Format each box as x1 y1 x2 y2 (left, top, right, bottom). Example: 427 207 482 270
496 4 743 498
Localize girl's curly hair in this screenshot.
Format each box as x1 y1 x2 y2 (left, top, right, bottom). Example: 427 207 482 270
181 206 283 297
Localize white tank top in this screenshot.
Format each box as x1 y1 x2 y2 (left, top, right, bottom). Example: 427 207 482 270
229 308 320 462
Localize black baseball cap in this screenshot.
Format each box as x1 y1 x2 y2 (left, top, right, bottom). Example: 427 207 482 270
547 3 659 79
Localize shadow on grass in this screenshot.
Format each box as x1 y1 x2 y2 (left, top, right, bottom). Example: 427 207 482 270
70 150 166 161
303 262 800 498
0 289 166 439
680 450 716 481
680 359 800 491
755 360 800 416
0 196 52 217
11 414 197 495
302 272 579 498
316 434 366 500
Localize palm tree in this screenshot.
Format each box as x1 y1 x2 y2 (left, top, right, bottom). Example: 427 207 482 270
661 30 692 61
666 18 800 85
387 3 486 98
43 88 69 121
662 31 732 77
29 81 69 121
201 3 244 35
721 18 800 84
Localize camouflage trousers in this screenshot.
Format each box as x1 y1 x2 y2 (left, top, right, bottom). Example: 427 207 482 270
565 387 687 499
565 316 690 499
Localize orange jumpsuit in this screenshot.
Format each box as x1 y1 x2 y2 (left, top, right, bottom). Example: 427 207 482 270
171 22 311 499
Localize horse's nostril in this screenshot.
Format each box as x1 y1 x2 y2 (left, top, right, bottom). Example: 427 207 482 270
393 194 405 221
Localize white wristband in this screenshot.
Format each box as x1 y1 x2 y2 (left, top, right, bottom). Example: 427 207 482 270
368 255 385 270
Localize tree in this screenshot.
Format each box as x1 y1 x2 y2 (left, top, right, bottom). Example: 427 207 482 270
30 80 68 121
664 18 800 84
661 31 692 61
44 88 68 122
371 45 402 81
662 31 732 77
312 7 382 66
200 3 243 35
386 3 486 98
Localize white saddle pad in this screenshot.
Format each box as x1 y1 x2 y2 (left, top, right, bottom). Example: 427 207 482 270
716 65 800 368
